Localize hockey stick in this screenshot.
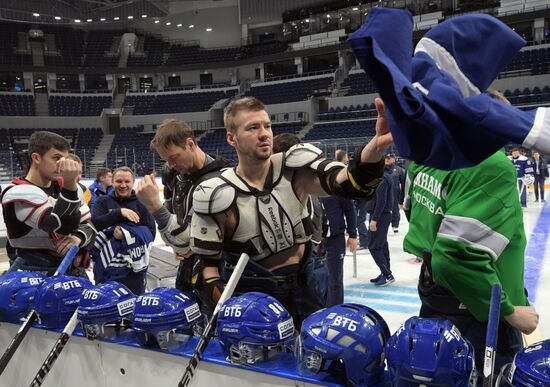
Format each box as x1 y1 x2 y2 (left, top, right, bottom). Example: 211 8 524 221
29 309 80 386
483 283 502 387
0 244 79 377
178 253 250 387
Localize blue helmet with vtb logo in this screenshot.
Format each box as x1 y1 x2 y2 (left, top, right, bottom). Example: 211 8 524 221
297 303 390 386
216 292 295 365
33 275 93 329
0 272 46 323
497 339 550 387
386 317 476 387
78 282 136 339
132 287 202 350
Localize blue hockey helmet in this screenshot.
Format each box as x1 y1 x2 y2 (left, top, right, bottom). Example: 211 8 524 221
386 317 476 387
132 287 202 350
0 272 46 323
297 303 390 386
78 282 136 339
216 292 295 365
32 275 93 329
497 339 550 386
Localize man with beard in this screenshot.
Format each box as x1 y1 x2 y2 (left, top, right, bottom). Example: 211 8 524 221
136 119 230 292
190 97 392 326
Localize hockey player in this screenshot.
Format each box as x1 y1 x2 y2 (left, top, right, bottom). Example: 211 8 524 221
190 96 392 326
1 131 96 276
403 147 539 378
135 119 230 292
509 147 534 208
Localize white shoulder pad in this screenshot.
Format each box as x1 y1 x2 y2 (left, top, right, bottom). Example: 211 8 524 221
80 202 91 222
284 143 323 168
193 177 236 215
2 185 48 206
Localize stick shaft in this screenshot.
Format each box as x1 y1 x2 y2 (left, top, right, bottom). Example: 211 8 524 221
178 253 249 387
0 245 79 377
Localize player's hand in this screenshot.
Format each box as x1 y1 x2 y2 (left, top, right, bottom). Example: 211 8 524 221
136 173 162 213
57 235 82 256
121 208 140 223
504 305 539 334
369 220 378 232
113 226 123 240
373 98 393 151
56 157 80 189
347 237 357 253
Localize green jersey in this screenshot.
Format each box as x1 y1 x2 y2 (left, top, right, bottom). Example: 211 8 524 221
403 150 529 321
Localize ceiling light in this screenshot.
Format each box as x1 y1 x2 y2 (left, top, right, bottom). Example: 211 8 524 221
114 17 120 20
33 13 40 17
87 19 92 22
166 22 171 25
188 24 194 28
141 14 147 18
128 16 134 19
100 17 106 21
154 20 160 24
54 16 61 20
305 18 310 22
75 19 81 23
352 7 359 11
177 24 182 27
326 14 331 18
206 27 212 31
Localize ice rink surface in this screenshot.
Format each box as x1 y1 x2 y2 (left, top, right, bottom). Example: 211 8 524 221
341 201 550 338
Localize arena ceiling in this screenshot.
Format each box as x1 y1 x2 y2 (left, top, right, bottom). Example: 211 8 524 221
0 0 178 24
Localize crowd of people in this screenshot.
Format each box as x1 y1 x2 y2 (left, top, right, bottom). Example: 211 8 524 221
0 93 547 383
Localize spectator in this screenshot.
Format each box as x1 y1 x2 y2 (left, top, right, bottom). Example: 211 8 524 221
91 166 155 294
88 167 113 208
509 147 534 208
384 154 406 233
532 151 548 203
366 165 394 286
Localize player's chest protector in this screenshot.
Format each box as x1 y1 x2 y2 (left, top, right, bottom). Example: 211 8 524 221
220 155 310 259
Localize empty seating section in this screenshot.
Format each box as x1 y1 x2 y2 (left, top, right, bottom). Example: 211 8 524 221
304 120 376 141
49 95 112 116
0 128 13 174
123 89 237 115
83 31 118 67
44 26 84 67
503 86 550 105
105 126 155 169
239 41 288 59
0 23 32 65
166 44 240 66
320 104 377 121
198 129 236 162
341 71 377 96
246 76 333 104
127 35 168 67
0 94 35 116
74 128 103 162
502 47 550 76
